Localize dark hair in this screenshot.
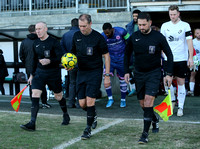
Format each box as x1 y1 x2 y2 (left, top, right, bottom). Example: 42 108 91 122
0 49 3 54
168 5 179 12
132 9 141 15
138 12 151 21
28 25 35 33
79 14 92 24
151 25 160 31
71 18 78 27
102 23 112 30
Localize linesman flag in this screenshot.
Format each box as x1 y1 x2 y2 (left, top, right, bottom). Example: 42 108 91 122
154 90 173 121
10 84 29 112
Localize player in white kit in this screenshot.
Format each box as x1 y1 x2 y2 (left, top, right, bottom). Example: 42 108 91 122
160 5 194 116
188 28 200 96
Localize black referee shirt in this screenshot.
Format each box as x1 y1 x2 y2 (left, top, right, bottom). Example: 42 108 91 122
124 30 173 74
31 36 63 74
71 30 108 71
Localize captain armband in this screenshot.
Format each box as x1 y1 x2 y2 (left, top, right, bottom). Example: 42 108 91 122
185 31 193 39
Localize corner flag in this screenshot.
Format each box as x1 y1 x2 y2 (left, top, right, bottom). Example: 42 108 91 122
154 90 173 121
10 84 29 112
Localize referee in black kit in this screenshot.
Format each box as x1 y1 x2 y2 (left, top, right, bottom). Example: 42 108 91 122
124 12 173 144
67 14 110 140
20 22 70 131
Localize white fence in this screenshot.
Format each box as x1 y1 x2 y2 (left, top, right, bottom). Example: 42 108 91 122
0 0 129 15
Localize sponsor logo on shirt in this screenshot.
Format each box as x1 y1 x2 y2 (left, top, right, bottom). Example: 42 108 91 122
107 40 123 46
168 35 179 42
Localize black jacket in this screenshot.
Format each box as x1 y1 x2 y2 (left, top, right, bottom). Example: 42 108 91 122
0 53 8 80
19 33 38 76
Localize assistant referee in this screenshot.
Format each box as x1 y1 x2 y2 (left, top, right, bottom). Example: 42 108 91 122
124 12 173 144
20 22 70 131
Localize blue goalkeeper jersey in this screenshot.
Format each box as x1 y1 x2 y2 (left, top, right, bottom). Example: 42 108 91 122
102 27 130 62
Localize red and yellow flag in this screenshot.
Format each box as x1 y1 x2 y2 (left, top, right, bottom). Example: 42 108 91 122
154 90 173 121
10 84 29 112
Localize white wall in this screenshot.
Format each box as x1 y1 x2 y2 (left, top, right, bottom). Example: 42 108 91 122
0 42 14 78
1 42 28 95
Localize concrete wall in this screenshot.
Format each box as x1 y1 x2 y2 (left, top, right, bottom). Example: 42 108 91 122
0 12 132 33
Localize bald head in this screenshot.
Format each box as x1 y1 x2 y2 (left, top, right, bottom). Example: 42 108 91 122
195 28 200 40
35 22 48 40
36 22 47 28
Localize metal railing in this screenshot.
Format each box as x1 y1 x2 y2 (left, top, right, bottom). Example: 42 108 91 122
0 0 129 16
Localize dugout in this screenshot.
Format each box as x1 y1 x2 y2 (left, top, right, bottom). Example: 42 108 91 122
0 27 70 95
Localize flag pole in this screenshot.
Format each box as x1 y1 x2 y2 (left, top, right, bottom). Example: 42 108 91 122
10 84 30 112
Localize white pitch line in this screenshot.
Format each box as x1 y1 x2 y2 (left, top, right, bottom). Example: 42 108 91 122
53 119 124 149
130 118 200 124
0 99 101 104
1 110 200 124
0 100 59 105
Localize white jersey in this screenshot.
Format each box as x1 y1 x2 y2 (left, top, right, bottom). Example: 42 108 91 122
193 38 200 61
160 20 192 62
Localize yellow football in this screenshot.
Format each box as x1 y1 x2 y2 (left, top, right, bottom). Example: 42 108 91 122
61 53 77 69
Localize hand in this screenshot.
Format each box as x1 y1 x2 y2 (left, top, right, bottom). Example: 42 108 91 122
164 75 173 87
39 58 51 65
188 58 194 69
28 75 33 85
104 76 111 88
124 73 130 84
65 67 74 71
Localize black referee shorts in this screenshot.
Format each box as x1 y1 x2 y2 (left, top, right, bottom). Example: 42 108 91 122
32 68 62 93
134 68 161 100
76 68 103 99
163 61 188 78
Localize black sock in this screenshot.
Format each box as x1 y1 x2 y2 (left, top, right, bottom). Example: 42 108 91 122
83 107 87 111
87 106 95 127
143 107 153 133
29 85 32 101
59 98 67 113
30 97 40 124
152 112 158 122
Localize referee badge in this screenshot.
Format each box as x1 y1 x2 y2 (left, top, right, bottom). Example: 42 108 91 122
44 50 50 58
149 46 155 54
86 47 93 55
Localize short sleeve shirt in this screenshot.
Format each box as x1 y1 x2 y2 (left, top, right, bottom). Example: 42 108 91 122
71 30 108 71
160 20 192 62
101 27 129 62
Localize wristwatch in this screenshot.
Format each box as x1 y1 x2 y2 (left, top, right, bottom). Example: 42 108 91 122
104 73 110 77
